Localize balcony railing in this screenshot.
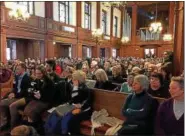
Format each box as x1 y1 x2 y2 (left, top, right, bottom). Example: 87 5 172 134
138 27 162 41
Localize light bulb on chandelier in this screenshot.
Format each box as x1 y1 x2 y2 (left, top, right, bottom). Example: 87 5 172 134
149 3 162 33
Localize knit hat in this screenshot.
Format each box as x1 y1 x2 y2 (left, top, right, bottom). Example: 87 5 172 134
151 72 164 85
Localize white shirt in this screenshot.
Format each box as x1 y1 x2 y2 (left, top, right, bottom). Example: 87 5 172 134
173 100 184 120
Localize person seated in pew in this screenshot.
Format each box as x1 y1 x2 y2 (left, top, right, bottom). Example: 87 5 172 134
0 63 31 129
118 75 159 136
155 76 184 136
104 61 112 77
82 62 92 80
148 72 171 98
22 65 55 131
45 59 60 83
120 73 135 93
94 69 116 90
109 66 124 84
67 70 93 135
131 66 141 75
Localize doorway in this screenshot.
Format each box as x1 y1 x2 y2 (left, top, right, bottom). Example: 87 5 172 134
144 48 156 58
100 48 105 58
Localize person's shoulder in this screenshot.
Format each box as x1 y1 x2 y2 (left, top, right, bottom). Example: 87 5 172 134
158 98 173 111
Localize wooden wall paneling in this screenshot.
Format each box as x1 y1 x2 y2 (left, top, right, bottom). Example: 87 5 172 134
173 1 184 75
16 40 23 60
27 41 33 59
44 34 54 58
72 44 77 58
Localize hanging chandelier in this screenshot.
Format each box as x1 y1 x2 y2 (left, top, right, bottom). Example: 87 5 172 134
5 2 30 21
102 2 127 8
149 3 162 33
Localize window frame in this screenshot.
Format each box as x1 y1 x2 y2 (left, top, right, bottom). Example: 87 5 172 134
16 2 35 15
114 16 118 37
102 10 107 35
84 2 91 30
58 1 70 24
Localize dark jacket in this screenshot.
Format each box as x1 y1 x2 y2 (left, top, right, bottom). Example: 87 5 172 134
110 75 125 84
122 91 159 135
155 99 184 136
105 69 112 77
53 78 73 106
48 72 61 83
94 80 116 90
27 76 55 104
13 73 31 98
69 83 93 111
148 86 171 99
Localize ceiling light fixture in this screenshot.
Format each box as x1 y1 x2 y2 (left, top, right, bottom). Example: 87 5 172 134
149 3 162 33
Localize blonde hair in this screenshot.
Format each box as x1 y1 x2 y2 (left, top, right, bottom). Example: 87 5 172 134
72 70 86 83
11 125 30 136
95 69 108 82
112 66 121 76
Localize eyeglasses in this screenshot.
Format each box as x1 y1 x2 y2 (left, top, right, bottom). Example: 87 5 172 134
150 78 159 82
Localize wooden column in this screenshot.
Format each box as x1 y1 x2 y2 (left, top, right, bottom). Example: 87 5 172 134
169 2 175 34
45 2 53 19
173 2 184 76
0 27 7 63
77 43 82 58
96 2 101 28
131 5 137 45
76 2 82 27
76 2 82 58
45 35 54 59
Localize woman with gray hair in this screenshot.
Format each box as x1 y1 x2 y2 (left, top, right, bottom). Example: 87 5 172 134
118 74 159 135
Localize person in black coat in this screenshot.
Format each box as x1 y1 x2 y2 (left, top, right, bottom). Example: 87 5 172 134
94 69 116 90
45 59 60 83
148 72 171 98
23 65 55 127
110 66 124 84
0 63 31 129
67 70 93 135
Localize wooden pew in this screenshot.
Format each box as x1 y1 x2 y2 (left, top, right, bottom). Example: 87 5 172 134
80 88 166 135
1 74 13 98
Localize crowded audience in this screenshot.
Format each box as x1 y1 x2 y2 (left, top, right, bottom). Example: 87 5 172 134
0 51 184 136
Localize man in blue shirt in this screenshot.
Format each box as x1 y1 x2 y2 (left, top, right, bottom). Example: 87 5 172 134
0 63 30 129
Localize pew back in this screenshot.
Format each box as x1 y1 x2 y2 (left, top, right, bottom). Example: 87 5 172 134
92 88 166 119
